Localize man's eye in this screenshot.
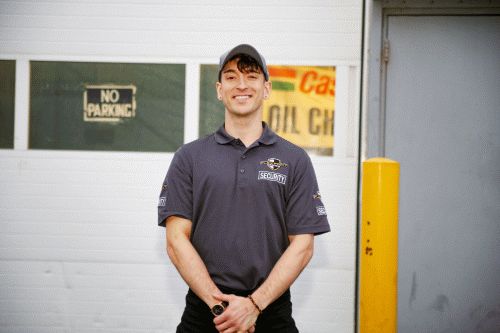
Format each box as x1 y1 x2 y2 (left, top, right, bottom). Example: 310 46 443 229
226 76 235 80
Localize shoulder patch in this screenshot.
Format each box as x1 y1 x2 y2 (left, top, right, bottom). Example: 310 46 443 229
316 205 327 216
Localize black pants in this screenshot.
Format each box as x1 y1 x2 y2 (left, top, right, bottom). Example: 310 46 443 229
176 287 299 333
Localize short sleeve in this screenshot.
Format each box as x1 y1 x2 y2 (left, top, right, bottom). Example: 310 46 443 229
157 148 193 227
285 152 331 235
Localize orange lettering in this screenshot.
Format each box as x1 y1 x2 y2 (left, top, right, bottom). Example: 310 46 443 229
299 71 317 93
329 78 335 96
315 75 330 95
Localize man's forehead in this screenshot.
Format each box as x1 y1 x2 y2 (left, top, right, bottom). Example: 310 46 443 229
222 60 262 74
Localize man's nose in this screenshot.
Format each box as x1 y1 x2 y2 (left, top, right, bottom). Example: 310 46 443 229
236 77 248 89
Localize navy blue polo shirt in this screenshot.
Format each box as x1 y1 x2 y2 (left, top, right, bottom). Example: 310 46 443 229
158 122 330 291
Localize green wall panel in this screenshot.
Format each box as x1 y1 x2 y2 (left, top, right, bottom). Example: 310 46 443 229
30 61 185 152
0 60 16 149
199 65 225 137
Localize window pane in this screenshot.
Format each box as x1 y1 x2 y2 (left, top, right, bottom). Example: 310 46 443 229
199 64 335 156
30 61 185 152
199 64 224 137
0 60 16 149
264 66 335 156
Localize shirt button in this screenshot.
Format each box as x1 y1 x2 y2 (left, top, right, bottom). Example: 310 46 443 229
241 155 246 159
240 169 245 174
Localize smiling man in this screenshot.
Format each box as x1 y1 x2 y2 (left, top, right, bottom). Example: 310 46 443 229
158 44 330 333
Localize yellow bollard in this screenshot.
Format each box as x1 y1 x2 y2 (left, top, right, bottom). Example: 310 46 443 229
360 158 400 333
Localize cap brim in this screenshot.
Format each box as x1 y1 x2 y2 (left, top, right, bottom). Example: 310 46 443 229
218 44 269 81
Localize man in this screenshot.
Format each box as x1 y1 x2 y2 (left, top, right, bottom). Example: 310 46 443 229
158 44 330 332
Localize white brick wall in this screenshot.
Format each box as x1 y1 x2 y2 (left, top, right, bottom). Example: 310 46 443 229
0 1 362 332
0 0 361 63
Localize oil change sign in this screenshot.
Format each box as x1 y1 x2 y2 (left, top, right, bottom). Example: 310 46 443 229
263 66 335 154
83 84 137 122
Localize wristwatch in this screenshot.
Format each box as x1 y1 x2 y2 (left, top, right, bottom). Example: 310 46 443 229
211 301 229 316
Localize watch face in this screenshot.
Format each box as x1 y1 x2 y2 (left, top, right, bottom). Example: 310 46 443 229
212 304 225 316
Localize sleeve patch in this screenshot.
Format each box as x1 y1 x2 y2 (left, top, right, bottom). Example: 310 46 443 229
316 205 327 216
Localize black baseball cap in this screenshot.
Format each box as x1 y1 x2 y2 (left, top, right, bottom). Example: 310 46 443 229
218 44 269 81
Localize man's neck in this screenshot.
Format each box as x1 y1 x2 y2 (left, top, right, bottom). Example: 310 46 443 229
224 113 263 147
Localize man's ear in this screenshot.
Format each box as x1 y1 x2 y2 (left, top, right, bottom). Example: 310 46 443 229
264 80 272 99
216 81 222 100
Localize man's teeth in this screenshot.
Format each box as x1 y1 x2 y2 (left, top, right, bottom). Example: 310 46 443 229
235 95 250 99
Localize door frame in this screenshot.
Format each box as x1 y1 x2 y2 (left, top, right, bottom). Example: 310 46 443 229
362 1 499 159
357 1 500 332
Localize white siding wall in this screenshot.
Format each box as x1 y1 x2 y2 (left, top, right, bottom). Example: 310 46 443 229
0 1 362 332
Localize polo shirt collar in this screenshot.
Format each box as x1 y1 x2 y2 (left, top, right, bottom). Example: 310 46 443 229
214 125 234 144
258 122 278 145
214 122 278 146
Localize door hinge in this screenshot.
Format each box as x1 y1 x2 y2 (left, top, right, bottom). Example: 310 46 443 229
383 39 390 63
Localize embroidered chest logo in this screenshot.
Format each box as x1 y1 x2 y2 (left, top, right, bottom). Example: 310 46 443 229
260 158 288 171
258 158 288 185
258 171 287 185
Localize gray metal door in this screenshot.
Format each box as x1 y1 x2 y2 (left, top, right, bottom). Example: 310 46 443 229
383 15 500 332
